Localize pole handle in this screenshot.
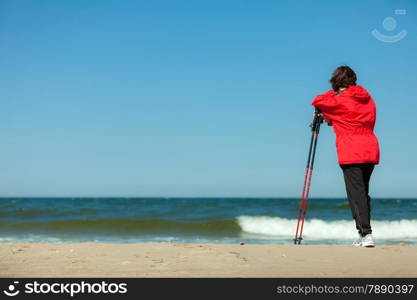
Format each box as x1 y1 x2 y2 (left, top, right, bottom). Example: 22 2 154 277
310 108 324 131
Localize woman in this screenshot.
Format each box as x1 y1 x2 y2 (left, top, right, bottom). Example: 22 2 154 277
312 65 380 247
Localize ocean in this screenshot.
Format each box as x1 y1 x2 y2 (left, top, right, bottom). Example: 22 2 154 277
0 197 416 245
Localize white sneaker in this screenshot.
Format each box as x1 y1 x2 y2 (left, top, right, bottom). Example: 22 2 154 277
360 234 375 247
352 234 362 246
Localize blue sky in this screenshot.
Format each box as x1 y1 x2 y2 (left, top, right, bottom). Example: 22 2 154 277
0 0 416 197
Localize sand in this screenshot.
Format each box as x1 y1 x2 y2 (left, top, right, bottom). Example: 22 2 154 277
0 243 416 277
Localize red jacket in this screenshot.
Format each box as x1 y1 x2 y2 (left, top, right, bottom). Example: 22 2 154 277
312 85 380 165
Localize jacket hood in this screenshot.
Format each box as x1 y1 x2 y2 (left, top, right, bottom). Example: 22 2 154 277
343 85 370 102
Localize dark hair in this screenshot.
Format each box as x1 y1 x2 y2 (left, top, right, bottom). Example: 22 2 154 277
329 65 357 92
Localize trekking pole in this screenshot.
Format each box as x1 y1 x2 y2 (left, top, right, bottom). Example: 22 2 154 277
294 108 323 245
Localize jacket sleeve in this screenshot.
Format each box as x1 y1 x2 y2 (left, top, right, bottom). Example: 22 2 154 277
311 90 338 111
311 90 344 122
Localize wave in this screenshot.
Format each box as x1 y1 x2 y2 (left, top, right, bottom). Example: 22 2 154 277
237 216 417 240
0 218 240 236
1 215 416 242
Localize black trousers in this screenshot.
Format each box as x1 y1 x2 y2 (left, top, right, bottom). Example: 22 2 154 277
340 163 375 237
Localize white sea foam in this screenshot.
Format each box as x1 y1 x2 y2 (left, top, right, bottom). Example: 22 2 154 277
237 216 417 240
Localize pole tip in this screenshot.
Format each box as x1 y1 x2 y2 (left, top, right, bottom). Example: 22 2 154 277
293 237 303 245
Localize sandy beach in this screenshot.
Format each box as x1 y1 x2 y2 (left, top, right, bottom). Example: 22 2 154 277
0 243 416 278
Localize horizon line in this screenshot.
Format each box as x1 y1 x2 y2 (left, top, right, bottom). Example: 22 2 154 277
1 196 415 199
